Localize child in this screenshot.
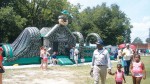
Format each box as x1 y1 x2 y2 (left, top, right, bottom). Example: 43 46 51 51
112 64 126 84
51 51 58 65
41 48 50 70
130 54 146 84
40 46 44 69
74 47 79 66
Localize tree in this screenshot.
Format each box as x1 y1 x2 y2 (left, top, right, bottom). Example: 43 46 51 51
73 3 132 45
0 0 77 43
146 38 150 43
11 0 71 28
0 7 27 43
0 1 132 45
132 37 143 44
0 0 11 7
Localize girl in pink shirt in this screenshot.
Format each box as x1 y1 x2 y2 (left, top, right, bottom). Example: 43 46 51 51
41 48 50 70
112 64 126 84
130 54 146 84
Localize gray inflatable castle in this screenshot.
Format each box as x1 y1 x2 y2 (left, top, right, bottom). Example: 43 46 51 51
2 15 103 65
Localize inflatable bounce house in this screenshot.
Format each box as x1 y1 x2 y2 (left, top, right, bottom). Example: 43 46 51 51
1 14 111 66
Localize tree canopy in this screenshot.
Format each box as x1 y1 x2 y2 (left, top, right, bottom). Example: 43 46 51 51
132 37 143 44
0 1 132 45
70 3 132 45
146 38 150 43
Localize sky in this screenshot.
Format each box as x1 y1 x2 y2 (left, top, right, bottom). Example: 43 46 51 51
67 0 150 43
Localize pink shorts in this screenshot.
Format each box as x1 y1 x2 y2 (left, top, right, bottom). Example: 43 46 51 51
43 58 48 62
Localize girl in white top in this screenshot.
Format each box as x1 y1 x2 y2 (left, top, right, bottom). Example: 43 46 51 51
74 48 79 66
41 48 50 70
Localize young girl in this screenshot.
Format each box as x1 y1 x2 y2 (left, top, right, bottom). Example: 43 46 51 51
40 46 44 69
130 54 146 84
41 48 50 70
112 64 126 84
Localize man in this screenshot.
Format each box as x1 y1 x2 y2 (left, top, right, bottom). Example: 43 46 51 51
122 43 133 75
91 40 112 84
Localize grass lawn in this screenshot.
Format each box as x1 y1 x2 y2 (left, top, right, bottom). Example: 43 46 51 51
3 56 150 84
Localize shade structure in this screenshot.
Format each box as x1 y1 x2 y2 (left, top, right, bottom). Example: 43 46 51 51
118 44 136 50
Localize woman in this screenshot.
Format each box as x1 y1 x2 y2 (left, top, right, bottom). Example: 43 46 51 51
0 47 5 84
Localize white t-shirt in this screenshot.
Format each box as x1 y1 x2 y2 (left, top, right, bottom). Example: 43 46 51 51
42 52 49 59
40 50 44 57
74 49 79 55
118 49 122 57
74 48 79 60
123 48 133 60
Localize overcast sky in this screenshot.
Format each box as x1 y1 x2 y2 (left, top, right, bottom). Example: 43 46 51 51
67 0 150 43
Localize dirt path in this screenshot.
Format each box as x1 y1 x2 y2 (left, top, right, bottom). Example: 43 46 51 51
3 67 75 84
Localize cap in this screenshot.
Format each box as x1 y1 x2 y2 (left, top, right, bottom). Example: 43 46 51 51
96 40 104 45
0 47 3 51
126 43 130 46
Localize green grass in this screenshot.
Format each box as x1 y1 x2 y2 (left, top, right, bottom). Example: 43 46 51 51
61 56 150 84
3 56 150 84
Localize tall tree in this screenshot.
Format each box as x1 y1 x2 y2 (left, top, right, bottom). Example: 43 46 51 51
132 37 143 44
146 38 150 43
0 0 76 43
74 3 132 45
0 7 27 43
11 0 71 28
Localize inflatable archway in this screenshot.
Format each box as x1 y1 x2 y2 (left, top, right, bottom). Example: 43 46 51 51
72 32 84 58
72 32 84 46
85 33 102 46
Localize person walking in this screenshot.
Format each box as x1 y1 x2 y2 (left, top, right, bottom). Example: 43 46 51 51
122 43 133 75
91 40 112 84
130 54 146 84
0 47 5 84
112 64 126 84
